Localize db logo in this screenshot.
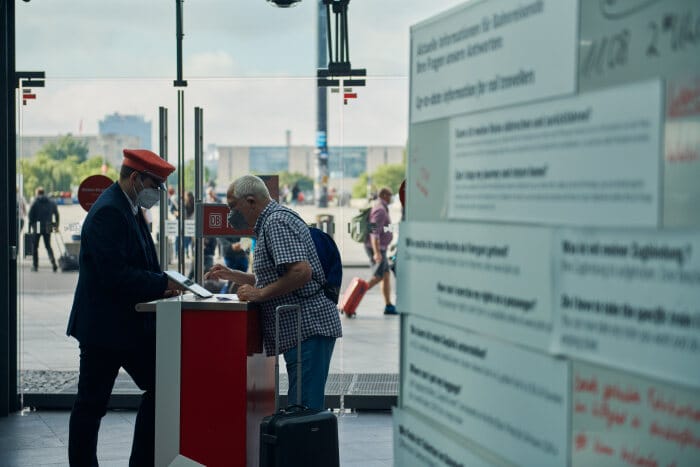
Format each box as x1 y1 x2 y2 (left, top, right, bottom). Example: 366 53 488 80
209 213 223 228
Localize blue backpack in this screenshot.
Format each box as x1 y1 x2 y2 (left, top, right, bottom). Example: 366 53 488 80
307 226 343 303
263 211 343 303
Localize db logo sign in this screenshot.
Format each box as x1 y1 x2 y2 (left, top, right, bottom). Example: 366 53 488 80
209 213 223 228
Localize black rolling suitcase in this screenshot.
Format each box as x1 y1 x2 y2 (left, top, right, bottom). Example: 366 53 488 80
55 232 79 272
259 304 340 467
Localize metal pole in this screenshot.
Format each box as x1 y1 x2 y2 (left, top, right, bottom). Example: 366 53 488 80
177 90 185 274
1 0 20 415
158 107 169 271
316 0 329 208
193 107 203 283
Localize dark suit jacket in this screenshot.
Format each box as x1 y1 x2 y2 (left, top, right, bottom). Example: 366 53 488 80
67 182 167 350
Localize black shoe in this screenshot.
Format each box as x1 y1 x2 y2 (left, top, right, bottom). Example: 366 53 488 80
384 304 398 315
52 264 58 272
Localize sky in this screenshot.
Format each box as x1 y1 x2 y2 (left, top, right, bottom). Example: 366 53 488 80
15 0 466 150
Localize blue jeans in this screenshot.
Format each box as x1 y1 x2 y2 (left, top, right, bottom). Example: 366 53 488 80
283 336 335 410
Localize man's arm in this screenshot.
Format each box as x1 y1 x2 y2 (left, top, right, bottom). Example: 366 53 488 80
237 261 311 303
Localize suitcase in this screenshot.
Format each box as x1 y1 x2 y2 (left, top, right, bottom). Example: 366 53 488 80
23 233 35 258
259 305 340 467
338 277 368 318
55 233 79 272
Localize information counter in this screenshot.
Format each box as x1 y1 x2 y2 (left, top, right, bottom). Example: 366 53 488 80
137 294 274 467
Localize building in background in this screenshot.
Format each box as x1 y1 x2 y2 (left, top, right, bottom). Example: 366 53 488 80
217 144 404 194
99 113 152 151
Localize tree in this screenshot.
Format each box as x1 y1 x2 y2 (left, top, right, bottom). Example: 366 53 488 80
351 163 406 199
182 159 211 193
36 134 89 163
277 171 314 192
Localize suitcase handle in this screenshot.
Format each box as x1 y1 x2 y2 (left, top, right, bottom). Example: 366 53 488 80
274 304 303 412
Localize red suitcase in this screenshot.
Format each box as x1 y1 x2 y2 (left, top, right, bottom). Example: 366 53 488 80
338 277 368 318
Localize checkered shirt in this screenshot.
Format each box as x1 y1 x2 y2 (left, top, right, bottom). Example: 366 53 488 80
254 201 342 356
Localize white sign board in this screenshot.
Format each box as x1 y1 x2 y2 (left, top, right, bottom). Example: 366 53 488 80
403 315 569 467
393 407 497 467
410 0 577 123
551 228 700 387
397 221 552 351
579 0 700 92
447 80 663 227
572 361 700 467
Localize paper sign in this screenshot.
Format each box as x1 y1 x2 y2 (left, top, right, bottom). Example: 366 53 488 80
410 0 577 123
447 80 662 227
551 228 700 387
397 221 552 351
393 407 498 467
579 0 700 92
402 315 569 467
572 360 700 467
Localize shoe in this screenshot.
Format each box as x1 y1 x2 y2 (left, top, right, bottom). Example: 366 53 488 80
30 266 38 272
384 304 398 315
52 264 58 272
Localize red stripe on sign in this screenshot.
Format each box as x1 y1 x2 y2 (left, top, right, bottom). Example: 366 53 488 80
343 93 357 99
23 94 36 99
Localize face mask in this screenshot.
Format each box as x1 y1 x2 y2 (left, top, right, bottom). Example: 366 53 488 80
228 208 249 230
135 176 161 209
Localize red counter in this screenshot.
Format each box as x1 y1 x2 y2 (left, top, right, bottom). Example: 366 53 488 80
138 295 275 467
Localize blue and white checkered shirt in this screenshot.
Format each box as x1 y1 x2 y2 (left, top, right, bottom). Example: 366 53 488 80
254 201 342 356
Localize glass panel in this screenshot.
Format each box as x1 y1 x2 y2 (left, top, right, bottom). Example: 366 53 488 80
13 0 464 398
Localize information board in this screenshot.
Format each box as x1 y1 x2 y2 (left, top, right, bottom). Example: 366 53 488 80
447 80 663 226
402 315 569 467
572 360 700 467
551 228 700 387
397 221 552 350
410 0 577 123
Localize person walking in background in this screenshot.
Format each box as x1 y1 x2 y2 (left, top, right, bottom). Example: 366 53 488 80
27 187 59 272
66 149 183 466
205 175 342 409
17 186 27 232
291 182 300 206
183 191 195 258
365 187 397 315
217 235 250 293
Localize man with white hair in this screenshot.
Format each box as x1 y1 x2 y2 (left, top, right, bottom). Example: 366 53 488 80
206 175 342 409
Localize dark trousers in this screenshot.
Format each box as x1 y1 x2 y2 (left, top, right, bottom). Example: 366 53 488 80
32 232 56 268
68 341 156 467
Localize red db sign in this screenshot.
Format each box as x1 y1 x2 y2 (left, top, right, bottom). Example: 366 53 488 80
78 175 113 212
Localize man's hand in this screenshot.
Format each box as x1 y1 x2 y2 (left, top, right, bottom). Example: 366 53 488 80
373 250 382 263
236 284 264 302
163 278 185 298
205 264 235 281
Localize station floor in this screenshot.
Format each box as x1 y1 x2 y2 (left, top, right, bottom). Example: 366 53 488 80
0 409 393 466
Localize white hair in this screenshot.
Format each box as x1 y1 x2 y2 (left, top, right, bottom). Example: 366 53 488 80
229 175 271 201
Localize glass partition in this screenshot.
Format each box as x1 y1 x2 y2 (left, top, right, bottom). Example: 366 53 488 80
16 75 405 399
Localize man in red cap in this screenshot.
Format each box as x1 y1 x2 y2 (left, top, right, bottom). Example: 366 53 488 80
66 149 183 466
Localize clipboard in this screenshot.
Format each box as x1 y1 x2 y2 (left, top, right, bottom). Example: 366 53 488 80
165 270 214 298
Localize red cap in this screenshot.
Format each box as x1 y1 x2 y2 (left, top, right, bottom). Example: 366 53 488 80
122 149 175 182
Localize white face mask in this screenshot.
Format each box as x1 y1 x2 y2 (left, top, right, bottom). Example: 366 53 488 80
134 176 161 209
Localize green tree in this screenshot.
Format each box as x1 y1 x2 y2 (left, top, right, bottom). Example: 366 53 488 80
37 134 89 163
20 154 73 196
277 171 314 192
352 172 369 199
75 156 119 183
182 159 211 193
351 163 406 199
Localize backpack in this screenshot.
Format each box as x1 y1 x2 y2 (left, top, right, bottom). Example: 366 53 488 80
263 210 343 303
307 226 342 303
349 206 372 243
